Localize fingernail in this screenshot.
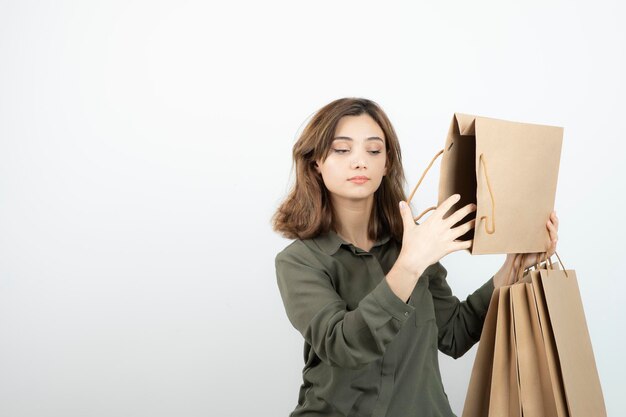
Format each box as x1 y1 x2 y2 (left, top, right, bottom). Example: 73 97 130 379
399 201 406 210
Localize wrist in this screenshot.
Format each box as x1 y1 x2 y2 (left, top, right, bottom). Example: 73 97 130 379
494 255 516 288
395 254 428 281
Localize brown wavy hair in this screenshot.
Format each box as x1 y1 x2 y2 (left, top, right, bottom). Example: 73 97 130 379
271 97 408 243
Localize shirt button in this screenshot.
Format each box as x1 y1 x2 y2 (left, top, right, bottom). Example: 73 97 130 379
404 311 410 317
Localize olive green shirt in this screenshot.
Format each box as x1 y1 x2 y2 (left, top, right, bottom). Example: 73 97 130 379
275 230 495 417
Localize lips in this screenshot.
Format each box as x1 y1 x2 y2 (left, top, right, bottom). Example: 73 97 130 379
349 176 370 184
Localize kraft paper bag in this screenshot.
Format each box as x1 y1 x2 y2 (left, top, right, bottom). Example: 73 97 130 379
539 268 607 417
438 113 563 254
463 286 521 417
464 258 606 417
463 260 552 417
462 289 499 417
510 281 558 417
527 268 569 417
463 256 530 417
490 286 521 417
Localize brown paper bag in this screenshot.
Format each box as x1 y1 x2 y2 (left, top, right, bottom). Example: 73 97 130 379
439 113 563 254
464 259 607 417
463 286 522 417
463 255 530 417
510 281 559 417
538 268 607 417
462 289 499 417
526 268 569 417
502 286 522 417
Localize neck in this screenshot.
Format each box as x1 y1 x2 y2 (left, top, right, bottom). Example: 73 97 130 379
331 194 374 245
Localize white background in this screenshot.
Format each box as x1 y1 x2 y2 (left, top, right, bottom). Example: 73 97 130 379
1 1 624 416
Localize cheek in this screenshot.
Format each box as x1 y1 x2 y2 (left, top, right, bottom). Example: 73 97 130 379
319 161 344 185
373 157 387 172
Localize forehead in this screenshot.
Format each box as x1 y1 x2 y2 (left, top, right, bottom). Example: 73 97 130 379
333 114 385 143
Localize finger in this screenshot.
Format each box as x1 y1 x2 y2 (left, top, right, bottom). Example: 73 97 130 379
550 211 559 228
547 221 558 241
399 201 416 230
450 239 472 253
548 239 557 255
546 239 555 257
516 253 535 274
451 218 476 240
548 217 558 231
433 194 461 220
444 202 477 228
525 253 539 269
547 242 557 257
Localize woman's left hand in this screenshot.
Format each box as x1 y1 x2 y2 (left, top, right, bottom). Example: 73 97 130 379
493 211 559 288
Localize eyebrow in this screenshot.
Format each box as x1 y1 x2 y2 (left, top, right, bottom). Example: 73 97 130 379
333 136 384 143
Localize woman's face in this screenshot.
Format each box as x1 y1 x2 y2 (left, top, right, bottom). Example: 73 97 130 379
315 113 388 202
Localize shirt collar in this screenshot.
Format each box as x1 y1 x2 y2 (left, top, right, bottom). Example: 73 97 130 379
313 229 391 256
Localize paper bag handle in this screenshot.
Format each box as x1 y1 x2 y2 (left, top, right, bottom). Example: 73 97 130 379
406 149 444 222
478 153 496 234
529 251 569 278
547 251 569 277
532 252 551 270
405 150 498 236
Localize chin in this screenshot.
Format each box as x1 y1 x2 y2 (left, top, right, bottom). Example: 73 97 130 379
344 190 377 201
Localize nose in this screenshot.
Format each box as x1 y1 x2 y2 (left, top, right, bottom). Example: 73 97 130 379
351 158 367 169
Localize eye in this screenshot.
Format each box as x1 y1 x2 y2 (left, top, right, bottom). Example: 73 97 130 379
333 149 349 154
369 150 382 155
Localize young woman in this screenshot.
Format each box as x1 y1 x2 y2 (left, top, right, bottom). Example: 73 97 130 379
271 98 559 417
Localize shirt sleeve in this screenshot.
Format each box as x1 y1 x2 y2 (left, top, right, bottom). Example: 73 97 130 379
428 262 495 359
275 245 415 370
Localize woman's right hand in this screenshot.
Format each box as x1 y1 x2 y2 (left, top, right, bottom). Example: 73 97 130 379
396 194 477 278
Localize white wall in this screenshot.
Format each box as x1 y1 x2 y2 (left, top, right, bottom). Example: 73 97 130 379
0 1 624 416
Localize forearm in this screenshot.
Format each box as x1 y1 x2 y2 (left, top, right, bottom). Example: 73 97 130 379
386 257 427 303
493 255 516 289
304 280 414 369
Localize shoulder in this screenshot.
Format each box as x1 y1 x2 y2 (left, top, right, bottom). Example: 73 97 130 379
274 239 338 293
275 239 306 264
275 238 312 261
274 237 330 271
